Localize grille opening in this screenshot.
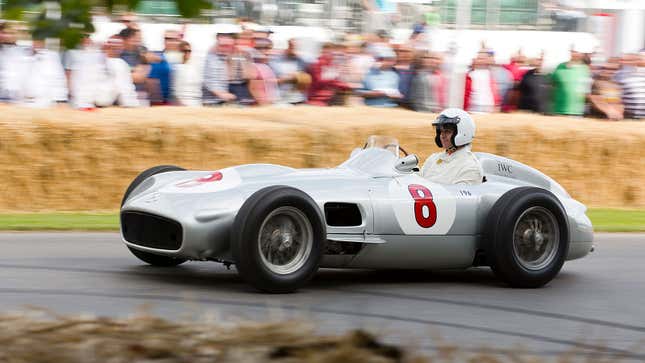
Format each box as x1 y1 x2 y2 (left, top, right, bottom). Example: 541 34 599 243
121 211 183 250
325 202 362 227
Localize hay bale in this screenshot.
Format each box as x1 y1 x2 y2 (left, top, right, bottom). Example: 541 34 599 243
1 105 644 211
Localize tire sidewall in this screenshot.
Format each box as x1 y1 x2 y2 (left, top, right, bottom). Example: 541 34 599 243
233 186 325 293
487 188 570 287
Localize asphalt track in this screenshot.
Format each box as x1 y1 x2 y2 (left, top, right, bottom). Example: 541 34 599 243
1 232 643 360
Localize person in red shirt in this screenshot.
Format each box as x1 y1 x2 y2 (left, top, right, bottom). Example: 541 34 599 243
464 55 500 113
306 43 352 106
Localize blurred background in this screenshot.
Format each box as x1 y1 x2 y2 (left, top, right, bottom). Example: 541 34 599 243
0 0 642 118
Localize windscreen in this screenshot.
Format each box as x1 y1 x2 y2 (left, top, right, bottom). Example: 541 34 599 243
364 135 399 156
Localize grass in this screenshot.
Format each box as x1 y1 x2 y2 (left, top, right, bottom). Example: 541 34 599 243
0 212 118 231
585 208 645 233
0 209 642 232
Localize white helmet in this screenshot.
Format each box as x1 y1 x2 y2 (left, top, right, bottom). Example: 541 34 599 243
432 108 476 148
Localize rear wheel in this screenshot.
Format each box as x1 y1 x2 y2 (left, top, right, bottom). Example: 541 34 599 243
484 187 569 288
232 186 325 293
121 165 187 267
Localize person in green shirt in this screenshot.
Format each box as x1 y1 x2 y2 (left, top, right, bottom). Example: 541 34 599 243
550 48 591 116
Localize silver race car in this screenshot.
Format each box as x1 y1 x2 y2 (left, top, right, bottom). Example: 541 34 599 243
120 135 593 293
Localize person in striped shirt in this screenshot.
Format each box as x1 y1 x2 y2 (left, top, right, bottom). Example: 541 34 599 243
619 52 645 119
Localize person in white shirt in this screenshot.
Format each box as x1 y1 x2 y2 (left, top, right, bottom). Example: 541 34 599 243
421 108 483 185
21 39 68 108
171 40 203 106
91 35 139 108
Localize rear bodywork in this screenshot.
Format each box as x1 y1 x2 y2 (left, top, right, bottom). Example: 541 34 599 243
121 147 593 270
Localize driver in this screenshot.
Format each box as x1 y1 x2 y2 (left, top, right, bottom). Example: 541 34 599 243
421 108 483 185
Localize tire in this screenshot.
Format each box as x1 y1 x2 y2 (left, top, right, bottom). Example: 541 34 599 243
122 165 187 267
121 165 186 207
232 186 325 293
484 187 569 288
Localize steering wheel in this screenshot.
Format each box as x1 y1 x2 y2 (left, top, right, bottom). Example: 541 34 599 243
383 143 409 157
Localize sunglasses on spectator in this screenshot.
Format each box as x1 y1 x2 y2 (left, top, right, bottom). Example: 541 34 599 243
182 49 192 53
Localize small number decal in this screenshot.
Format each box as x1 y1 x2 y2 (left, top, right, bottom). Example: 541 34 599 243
408 184 437 228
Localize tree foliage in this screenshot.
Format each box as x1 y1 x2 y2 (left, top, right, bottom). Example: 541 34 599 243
1 0 211 49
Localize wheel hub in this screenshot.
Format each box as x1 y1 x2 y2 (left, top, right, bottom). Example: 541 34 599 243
512 207 560 271
258 207 313 275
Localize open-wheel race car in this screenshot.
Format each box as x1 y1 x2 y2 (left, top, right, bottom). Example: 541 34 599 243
120 135 593 293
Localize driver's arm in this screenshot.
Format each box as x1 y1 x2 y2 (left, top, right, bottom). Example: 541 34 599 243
419 154 437 179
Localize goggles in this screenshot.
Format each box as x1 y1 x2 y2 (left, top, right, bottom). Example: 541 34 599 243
432 114 461 126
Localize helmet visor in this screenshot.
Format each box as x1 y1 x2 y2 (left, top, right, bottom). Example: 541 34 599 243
432 114 461 126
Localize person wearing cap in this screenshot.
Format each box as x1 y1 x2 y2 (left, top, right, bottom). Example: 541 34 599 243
421 108 483 185
360 45 401 107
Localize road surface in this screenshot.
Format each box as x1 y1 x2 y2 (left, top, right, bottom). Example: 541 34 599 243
0 232 643 360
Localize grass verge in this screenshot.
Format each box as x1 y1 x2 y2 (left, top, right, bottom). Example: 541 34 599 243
0 212 118 231
585 208 645 233
0 209 643 232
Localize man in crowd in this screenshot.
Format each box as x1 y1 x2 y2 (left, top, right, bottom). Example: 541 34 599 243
588 61 623 120
393 44 414 108
409 51 446 112
0 23 29 102
248 40 279 105
202 32 237 105
518 57 549 113
270 38 309 105
306 43 352 106
228 33 255 105
119 27 153 105
71 35 139 110
618 51 645 119
464 54 499 113
102 35 140 107
360 46 401 107
20 37 68 107
550 46 591 116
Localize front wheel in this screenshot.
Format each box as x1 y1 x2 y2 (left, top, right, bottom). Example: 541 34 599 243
232 186 325 293
485 187 569 288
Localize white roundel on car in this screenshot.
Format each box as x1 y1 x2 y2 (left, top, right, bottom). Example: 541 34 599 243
161 167 242 194
387 175 457 235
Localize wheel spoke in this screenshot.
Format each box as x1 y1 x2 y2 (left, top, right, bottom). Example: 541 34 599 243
257 207 314 275
512 207 560 271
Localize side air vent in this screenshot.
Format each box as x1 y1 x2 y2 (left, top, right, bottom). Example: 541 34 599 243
324 202 362 227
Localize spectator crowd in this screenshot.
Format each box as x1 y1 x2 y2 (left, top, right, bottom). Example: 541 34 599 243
0 17 643 120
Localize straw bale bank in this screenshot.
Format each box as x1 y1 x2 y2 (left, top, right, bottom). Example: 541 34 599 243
1 105 643 211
